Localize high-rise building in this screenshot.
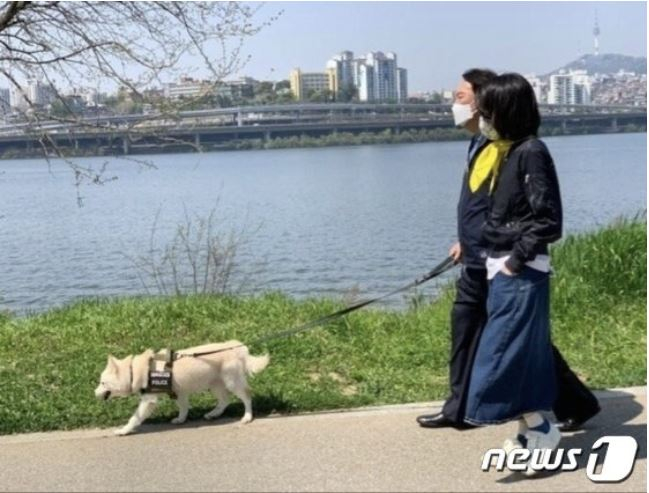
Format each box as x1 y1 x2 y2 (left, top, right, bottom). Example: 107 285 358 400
397 68 408 103
327 51 355 97
548 70 591 105
373 52 399 101
548 73 573 105
571 70 592 105
20 79 56 107
324 50 408 102
9 79 56 110
28 79 56 106
356 63 374 102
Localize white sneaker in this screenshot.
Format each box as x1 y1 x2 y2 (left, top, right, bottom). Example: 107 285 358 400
522 420 561 476
503 419 529 452
503 437 523 453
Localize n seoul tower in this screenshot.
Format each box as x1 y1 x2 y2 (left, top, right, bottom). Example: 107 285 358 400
593 13 601 56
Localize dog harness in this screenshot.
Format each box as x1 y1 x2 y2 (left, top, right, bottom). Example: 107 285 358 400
141 349 177 399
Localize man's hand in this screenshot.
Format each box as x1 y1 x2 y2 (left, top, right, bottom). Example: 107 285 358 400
500 264 517 276
449 242 462 263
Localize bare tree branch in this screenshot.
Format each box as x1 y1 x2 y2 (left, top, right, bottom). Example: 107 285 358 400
0 1 279 189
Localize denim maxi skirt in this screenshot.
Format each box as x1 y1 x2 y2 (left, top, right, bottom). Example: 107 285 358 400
464 267 557 425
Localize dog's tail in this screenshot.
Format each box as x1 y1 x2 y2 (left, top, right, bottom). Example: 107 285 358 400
245 353 270 376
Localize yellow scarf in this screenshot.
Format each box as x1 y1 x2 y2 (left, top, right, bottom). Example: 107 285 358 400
469 140 513 193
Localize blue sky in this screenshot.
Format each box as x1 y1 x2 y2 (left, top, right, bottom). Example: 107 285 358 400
232 1 647 92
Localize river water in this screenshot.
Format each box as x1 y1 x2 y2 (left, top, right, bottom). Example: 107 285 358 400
0 132 645 313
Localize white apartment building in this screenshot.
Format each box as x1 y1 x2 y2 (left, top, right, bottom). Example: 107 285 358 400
571 70 592 105
10 79 56 110
548 73 573 105
28 79 56 106
326 50 408 103
548 70 591 105
356 63 374 102
397 68 408 103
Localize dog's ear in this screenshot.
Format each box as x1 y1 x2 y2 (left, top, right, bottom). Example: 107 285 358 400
107 355 117 370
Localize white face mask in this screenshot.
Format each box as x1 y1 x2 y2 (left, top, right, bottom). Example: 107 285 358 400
451 103 475 128
479 116 501 141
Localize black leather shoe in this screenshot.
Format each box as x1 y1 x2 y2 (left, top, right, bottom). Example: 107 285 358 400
416 412 475 429
557 406 601 432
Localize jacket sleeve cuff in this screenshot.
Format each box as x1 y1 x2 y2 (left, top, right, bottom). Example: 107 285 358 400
505 256 524 274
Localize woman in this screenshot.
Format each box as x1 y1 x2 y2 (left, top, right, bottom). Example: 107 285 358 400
463 73 563 474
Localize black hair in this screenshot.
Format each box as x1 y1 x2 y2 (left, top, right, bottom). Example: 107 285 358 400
477 73 541 141
462 68 497 96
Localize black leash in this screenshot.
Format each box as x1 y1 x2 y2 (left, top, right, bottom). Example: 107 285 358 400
175 256 457 360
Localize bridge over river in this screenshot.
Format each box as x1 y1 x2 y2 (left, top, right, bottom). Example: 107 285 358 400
0 103 645 156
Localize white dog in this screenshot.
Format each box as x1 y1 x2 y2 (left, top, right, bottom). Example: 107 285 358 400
94 341 269 436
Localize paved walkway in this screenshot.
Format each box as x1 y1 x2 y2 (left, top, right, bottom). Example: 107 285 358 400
0 387 645 492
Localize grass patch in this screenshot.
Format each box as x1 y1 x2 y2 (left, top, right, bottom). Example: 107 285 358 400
0 219 645 435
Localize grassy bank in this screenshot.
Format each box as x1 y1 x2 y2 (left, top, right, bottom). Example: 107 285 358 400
0 219 645 435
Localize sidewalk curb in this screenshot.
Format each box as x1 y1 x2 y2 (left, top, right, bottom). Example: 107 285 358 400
0 385 644 445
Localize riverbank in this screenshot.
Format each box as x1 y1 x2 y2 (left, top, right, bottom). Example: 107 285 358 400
0 124 645 159
0 218 644 435
230 124 646 152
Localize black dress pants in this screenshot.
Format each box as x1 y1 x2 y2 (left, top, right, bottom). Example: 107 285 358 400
440 266 600 424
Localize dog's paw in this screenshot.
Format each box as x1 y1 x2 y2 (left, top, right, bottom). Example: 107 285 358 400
204 410 223 420
171 417 187 425
114 427 133 436
239 414 253 425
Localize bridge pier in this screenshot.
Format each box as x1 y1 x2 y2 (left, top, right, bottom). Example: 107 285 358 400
122 136 129 155
195 133 201 148
611 117 618 131
561 119 568 133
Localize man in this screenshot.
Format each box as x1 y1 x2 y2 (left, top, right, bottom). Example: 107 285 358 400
416 68 601 431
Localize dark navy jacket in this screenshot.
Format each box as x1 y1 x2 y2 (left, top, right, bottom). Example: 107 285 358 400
456 135 491 270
